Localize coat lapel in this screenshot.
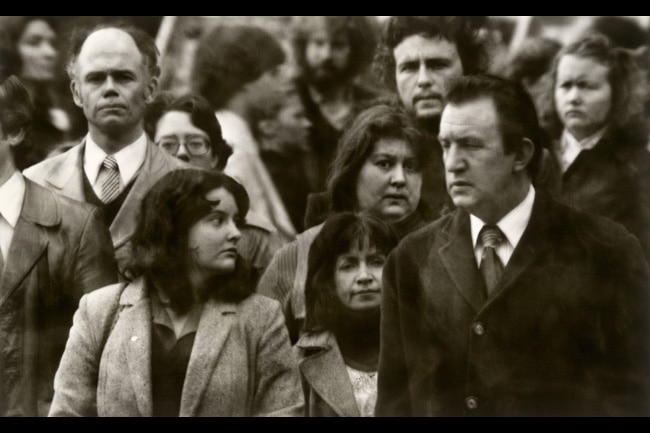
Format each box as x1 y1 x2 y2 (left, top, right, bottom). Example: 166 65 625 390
297 332 360 416
438 210 487 312
44 143 86 202
111 140 185 250
180 299 235 417
495 191 554 297
119 280 154 416
0 180 58 305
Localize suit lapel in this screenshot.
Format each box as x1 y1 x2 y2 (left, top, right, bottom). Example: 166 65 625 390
0 180 58 305
496 192 554 297
111 140 183 250
120 281 154 416
45 143 86 202
297 333 360 417
180 299 235 417
438 210 487 312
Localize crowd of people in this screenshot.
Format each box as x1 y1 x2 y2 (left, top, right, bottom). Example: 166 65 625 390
0 15 649 417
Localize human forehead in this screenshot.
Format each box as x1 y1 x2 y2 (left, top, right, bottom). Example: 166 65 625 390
204 187 238 213
393 34 460 63
20 19 56 40
369 137 416 157
155 111 207 138
439 97 499 138
76 28 144 72
556 54 610 80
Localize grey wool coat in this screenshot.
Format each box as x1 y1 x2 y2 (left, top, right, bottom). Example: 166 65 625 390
48 278 304 416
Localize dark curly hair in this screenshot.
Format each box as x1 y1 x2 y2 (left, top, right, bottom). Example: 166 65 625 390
126 168 252 312
372 16 489 92
304 211 399 332
144 91 233 170
290 16 379 82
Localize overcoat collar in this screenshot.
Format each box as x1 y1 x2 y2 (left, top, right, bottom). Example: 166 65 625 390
296 331 360 417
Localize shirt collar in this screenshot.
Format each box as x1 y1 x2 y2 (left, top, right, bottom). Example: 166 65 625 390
84 133 148 185
0 171 26 228
561 126 607 153
470 185 536 250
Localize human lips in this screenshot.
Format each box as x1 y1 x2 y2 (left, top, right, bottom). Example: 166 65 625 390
413 93 442 104
449 180 473 190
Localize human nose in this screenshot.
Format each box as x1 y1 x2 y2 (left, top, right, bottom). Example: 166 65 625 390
355 262 373 286
227 220 241 243
566 86 582 104
444 144 466 173
417 62 432 87
390 164 406 187
43 41 57 58
319 43 332 60
102 76 119 96
176 141 188 157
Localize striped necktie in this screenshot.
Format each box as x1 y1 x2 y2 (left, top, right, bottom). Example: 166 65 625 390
97 155 121 204
479 224 505 298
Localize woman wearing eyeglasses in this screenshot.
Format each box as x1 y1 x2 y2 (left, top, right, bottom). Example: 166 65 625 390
144 92 285 284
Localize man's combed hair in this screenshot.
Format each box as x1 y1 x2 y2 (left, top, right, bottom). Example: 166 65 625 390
445 74 543 179
65 21 161 80
0 75 33 137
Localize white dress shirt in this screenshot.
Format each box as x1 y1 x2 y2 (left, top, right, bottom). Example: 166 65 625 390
0 171 26 261
558 127 607 173
470 185 536 267
84 133 147 198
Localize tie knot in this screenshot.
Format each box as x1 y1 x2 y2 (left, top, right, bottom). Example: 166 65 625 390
103 155 118 171
480 225 504 249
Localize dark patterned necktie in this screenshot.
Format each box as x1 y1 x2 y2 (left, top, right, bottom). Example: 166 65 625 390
479 224 505 298
97 155 121 204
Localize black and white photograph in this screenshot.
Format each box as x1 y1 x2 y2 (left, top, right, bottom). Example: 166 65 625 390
0 15 649 417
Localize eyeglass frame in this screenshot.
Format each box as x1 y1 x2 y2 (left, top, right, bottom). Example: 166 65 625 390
155 135 212 157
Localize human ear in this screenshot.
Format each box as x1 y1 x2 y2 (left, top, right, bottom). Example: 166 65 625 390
513 137 535 173
70 80 83 108
144 76 159 104
258 119 279 138
7 129 26 147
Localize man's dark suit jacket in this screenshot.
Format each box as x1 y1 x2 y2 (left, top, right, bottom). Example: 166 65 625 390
376 190 650 416
0 178 117 416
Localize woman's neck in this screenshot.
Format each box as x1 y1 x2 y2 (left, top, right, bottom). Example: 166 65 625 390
333 308 380 370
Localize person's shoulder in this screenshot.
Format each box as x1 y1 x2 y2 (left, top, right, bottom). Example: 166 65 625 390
242 210 277 234
23 141 82 178
553 198 639 248
397 212 455 249
24 177 97 222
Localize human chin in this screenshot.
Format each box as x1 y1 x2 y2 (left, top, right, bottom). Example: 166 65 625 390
378 202 411 222
210 257 236 276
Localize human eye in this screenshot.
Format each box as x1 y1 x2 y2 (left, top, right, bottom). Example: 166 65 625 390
398 61 418 73
404 159 421 173
85 73 103 84
374 157 392 170
368 255 387 267
187 138 209 152
207 212 225 226
337 257 356 271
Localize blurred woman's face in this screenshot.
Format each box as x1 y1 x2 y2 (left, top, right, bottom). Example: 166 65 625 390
355 137 422 223
18 19 58 83
155 110 218 169
554 54 612 140
187 187 242 281
334 239 385 312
